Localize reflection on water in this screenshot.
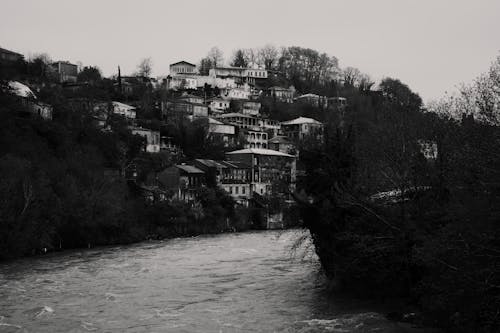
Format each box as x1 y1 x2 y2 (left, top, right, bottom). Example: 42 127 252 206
0 230 425 332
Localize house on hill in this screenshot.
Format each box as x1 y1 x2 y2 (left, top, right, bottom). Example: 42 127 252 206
157 164 205 203
51 61 78 83
7 81 53 120
281 117 323 141
0 47 24 62
169 61 197 75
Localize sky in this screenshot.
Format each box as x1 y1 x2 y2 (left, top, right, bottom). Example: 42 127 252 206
1 0 499 102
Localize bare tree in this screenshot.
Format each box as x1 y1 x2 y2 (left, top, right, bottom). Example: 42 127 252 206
258 44 279 70
207 47 224 68
342 67 362 87
137 57 153 77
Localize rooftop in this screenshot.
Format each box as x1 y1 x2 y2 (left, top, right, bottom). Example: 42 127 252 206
194 159 227 169
112 101 136 110
297 93 319 99
281 117 322 125
0 47 23 57
176 164 205 174
8 81 36 99
170 60 196 67
226 148 294 158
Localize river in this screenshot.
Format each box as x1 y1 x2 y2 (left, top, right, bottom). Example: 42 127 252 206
0 230 428 332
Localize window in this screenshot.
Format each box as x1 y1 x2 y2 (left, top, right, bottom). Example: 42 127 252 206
260 188 264 194
229 186 233 194
235 187 239 194
242 187 246 194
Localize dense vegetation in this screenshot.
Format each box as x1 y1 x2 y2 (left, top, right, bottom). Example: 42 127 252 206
0 58 245 260
296 55 500 332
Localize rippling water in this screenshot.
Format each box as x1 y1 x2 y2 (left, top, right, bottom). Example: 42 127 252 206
0 230 428 332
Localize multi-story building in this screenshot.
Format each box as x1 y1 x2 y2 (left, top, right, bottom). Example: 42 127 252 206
163 100 209 120
166 75 198 90
209 66 268 87
206 118 236 146
295 93 327 108
51 61 78 83
226 148 296 197
242 129 268 149
281 117 323 141
169 61 197 75
268 86 295 103
215 113 280 134
242 100 261 116
208 98 230 114
157 164 205 203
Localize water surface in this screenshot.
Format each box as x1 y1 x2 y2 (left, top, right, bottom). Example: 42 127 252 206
0 230 427 332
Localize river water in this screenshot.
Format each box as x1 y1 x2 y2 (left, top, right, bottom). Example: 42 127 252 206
0 230 428 332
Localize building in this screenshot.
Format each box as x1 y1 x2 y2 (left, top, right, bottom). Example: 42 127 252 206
163 100 209 120
268 86 295 103
295 93 327 108
166 75 198 90
206 118 235 146
242 100 261 116
281 117 323 141
130 127 161 153
7 81 52 120
177 94 204 104
157 164 205 203
169 61 197 75
242 129 268 149
51 61 78 83
218 160 253 205
208 98 230 114
268 136 296 155
221 87 250 100
0 47 23 63
226 148 296 197
196 76 237 90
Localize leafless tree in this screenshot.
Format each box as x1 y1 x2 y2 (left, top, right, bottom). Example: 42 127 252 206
258 44 279 70
207 47 224 68
137 57 153 77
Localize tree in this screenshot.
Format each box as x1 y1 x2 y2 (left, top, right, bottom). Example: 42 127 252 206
258 44 279 70
137 58 153 77
231 49 248 68
342 67 362 87
199 57 213 75
207 47 224 68
77 66 102 83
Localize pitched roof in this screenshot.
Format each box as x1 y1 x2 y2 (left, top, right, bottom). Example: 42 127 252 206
0 47 23 57
281 117 322 125
176 164 205 174
297 93 319 98
112 101 136 110
170 61 196 67
219 160 251 169
194 159 226 168
226 148 294 158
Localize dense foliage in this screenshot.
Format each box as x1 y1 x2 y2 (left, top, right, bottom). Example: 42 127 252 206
297 57 500 331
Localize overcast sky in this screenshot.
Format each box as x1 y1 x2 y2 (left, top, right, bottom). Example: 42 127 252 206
1 0 499 102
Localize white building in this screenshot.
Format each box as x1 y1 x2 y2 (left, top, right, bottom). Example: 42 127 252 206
130 127 161 153
209 98 230 114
